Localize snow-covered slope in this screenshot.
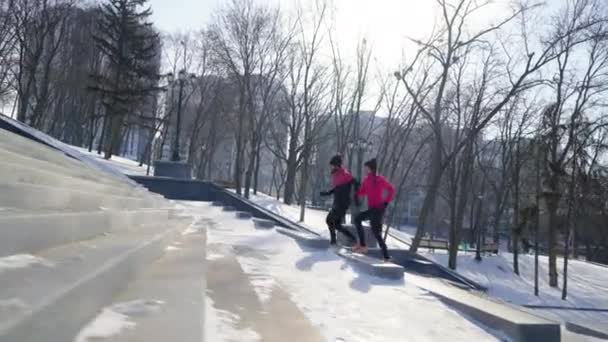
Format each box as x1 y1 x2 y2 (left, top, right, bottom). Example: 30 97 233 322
248 192 608 333
174 201 502 342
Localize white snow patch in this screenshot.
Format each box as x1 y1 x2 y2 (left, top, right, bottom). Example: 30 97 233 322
165 245 180 251
206 252 225 261
182 225 204 235
0 254 53 273
236 256 276 303
72 146 151 176
75 300 164 342
75 308 134 342
205 297 261 342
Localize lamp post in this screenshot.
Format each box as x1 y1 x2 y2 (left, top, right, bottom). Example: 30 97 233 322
347 138 373 223
347 138 373 181
171 70 187 161
152 70 197 179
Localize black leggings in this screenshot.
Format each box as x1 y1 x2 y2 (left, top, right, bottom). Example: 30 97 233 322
326 208 356 244
355 208 390 259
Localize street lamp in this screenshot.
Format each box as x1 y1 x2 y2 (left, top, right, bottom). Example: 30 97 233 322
165 69 198 162
347 138 373 181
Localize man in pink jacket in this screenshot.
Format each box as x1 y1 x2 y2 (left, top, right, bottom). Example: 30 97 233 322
354 158 395 261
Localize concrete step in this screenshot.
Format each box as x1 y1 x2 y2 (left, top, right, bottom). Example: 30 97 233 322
336 248 404 280
252 218 275 229
338 224 378 248
0 147 127 189
0 220 190 342
0 160 147 198
0 182 163 211
0 130 113 179
0 209 171 257
414 277 562 342
90 221 206 342
235 211 253 219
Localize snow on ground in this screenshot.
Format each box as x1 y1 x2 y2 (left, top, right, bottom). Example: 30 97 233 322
246 193 608 331
180 202 503 342
75 300 164 342
205 296 261 342
425 252 608 326
0 254 53 274
72 146 151 176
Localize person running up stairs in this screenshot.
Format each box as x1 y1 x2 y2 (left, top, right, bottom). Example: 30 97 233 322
320 155 358 246
353 158 395 262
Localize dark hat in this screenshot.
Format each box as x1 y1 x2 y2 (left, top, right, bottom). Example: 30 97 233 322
329 154 343 167
364 158 377 173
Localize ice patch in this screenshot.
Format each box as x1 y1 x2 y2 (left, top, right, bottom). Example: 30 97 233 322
0 298 27 314
75 300 164 342
111 299 165 316
0 254 53 273
205 297 261 342
237 257 276 303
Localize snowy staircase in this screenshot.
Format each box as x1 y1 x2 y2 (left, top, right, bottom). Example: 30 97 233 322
0 129 202 342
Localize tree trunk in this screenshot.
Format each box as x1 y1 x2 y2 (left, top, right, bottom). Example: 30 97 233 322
299 120 312 222
244 137 256 199
283 136 298 204
104 113 124 160
546 185 560 287
512 142 521 275
97 115 109 155
253 139 262 195
410 138 442 253
234 100 245 195
449 142 474 269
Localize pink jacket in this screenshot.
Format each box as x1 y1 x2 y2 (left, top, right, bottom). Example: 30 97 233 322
356 174 395 209
332 168 353 187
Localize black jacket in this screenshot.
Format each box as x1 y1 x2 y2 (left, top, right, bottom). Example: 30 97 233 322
321 178 359 210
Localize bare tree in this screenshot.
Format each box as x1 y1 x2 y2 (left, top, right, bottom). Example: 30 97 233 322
396 0 602 256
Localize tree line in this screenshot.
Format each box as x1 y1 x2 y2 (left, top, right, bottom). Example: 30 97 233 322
3 0 608 299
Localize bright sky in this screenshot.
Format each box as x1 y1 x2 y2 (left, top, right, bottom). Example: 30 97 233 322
149 0 438 69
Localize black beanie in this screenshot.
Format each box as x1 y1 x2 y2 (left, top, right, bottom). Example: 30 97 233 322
364 158 377 173
330 154 342 167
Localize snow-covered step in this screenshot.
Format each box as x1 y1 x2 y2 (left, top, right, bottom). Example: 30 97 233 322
0 130 116 178
235 211 253 219
85 222 207 342
276 227 330 249
415 277 561 342
0 220 189 342
336 248 404 280
0 160 146 197
0 182 162 211
0 147 128 188
252 218 275 229
0 209 171 257
338 224 377 248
